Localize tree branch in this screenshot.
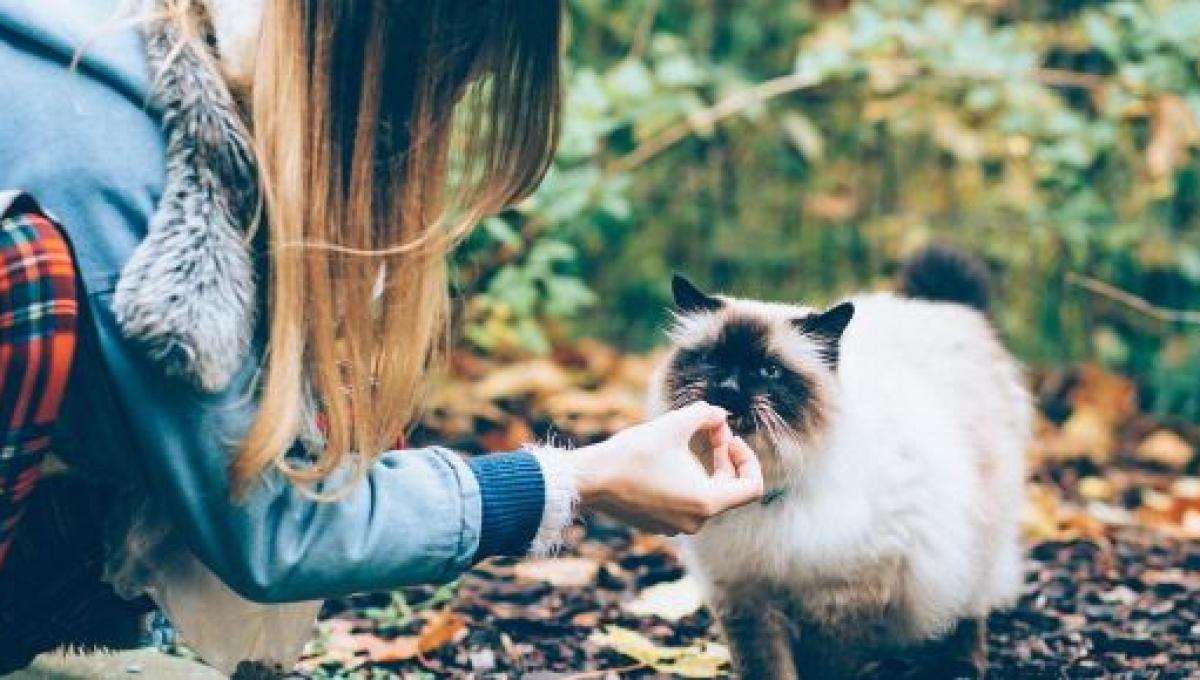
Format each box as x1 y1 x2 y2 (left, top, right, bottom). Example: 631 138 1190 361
604 72 825 177
1066 272 1200 327
628 0 660 61
603 64 1107 177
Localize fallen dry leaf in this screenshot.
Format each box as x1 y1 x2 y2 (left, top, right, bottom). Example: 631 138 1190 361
1072 365 1138 425
1078 476 1116 502
297 620 369 672
476 359 573 400
623 576 706 622
629 532 676 557
513 557 601 587
1136 430 1194 469
300 612 466 668
1023 483 1108 542
554 338 621 377
1044 406 1116 464
589 625 730 678
416 610 469 656
360 635 419 664
479 417 536 452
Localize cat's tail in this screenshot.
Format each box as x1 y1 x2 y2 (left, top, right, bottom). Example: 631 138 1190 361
897 244 990 312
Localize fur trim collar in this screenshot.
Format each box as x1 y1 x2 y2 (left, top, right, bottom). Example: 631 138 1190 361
113 2 258 392
201 0 262 86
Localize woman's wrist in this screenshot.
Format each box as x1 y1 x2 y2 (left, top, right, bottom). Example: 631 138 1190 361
526 446 581 556
566 440 617 510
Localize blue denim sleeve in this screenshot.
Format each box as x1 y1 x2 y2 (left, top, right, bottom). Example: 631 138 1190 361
87 291 549 603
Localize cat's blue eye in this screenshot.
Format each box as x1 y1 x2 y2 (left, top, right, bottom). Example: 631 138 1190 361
758 363 782 380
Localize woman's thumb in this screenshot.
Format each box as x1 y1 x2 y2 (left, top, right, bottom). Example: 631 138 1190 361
668 401 729 436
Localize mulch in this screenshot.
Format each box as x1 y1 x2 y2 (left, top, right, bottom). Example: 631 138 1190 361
286 358 1200 679
310 523 1198 679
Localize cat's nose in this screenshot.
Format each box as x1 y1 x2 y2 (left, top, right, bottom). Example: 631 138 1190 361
718 376 740 392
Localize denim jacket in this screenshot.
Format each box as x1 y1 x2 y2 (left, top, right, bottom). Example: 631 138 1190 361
0 0 568 603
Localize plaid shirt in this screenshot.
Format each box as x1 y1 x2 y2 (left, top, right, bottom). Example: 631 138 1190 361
0 203 78 571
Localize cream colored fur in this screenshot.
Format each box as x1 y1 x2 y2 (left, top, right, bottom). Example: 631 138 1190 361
648 291 1031 664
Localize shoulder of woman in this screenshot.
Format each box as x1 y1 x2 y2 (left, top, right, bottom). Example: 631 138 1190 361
0 0 152 101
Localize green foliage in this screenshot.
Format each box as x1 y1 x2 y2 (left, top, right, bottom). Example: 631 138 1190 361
454 0 1200 420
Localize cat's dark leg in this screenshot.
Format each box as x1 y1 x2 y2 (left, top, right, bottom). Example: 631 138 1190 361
713 589 795 680
904 617 988 680
787 622 866 680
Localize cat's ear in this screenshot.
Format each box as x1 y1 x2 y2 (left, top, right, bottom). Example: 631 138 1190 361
672 274 722 313
793 302 855 367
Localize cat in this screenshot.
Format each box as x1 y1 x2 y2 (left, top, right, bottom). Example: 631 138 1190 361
647 246 1032 680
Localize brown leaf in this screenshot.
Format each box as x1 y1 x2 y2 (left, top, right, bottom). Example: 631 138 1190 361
416 610 468 656
541 388 645 438
1136 430 1194 469
479 418 536 452
629 533 676 556
1071 365 1138 426
1078 476 1116 502
361 635 420 663
554 338 620 378
1043 406 1116 464
513 557 601 588
476 359 572 400
1023 483 1108 542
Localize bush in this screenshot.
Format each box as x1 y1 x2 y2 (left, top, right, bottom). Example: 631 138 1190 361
453 0 1200 421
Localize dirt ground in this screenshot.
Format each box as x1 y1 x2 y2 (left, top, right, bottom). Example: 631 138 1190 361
287 353 1200 679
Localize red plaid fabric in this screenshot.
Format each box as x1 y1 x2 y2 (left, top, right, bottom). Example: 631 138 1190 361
0 206 78 572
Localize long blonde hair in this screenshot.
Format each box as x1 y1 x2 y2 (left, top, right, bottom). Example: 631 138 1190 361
161 0 563 496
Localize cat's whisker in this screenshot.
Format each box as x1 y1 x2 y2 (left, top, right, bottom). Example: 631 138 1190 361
751 395 794 448
765 403 804 451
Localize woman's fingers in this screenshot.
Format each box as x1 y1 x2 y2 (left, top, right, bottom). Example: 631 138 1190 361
668 401 728 437
710 440 734 479
727 436 762 482
711 437 764 508
707 418 733 450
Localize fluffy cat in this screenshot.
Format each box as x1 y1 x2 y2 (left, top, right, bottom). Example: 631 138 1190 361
647 246 1032 680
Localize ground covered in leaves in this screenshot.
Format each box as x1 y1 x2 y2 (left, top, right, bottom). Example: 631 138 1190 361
293 347 1200 679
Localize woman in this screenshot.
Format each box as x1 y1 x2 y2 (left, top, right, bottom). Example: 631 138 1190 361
0 0 763 673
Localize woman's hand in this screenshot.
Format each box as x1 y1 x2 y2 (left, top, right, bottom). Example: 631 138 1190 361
568 402 764 535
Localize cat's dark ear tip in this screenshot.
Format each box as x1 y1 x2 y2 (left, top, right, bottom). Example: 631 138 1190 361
671 273 722 313
792 300 856 338
831 300 855 320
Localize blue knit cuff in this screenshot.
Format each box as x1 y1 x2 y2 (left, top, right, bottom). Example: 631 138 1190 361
467 451 546 559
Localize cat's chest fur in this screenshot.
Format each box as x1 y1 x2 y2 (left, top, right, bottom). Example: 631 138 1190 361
679 426 924 638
